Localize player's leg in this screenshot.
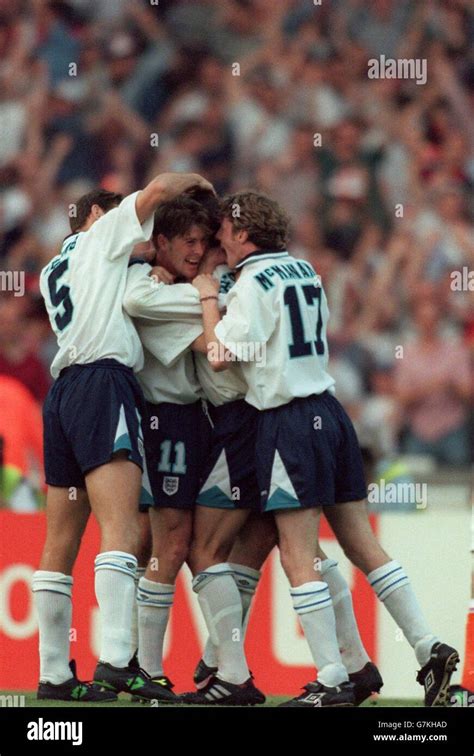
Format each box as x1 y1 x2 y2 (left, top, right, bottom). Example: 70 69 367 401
86 453 142 669
181 400 265 705
89 452 176 701
130 511 152 657
137 506 192 682
136 400 211 701
34 373 119 702
327 391 458 705
197 513 277 682
325 499 459 704
275 507 351 693
318 545 370 671
188 506 251 687
256 394 359 706
318 543 383 703
189 506 250 573
33 486 90 685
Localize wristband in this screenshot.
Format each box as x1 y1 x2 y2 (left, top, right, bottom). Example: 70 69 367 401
200 295 219 302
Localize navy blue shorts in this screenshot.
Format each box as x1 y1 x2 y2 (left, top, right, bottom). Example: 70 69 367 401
141 400 212 510
257 392 367 512
43 359 147 489
197 399 260 511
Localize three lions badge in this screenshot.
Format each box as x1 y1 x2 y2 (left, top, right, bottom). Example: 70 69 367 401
163 476 179 496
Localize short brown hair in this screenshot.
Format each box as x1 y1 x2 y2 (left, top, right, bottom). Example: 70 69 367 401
71 189 123 232
220 191 290 251
153 196 214 241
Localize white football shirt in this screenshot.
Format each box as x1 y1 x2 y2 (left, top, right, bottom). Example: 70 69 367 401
214 251 335 409
124 264 203 405
40 192 154 378
130 264 247 406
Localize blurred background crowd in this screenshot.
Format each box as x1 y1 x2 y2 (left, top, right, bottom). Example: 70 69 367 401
0 0 472 508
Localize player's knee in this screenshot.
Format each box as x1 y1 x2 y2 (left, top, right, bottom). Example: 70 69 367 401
164 535 191 573
340 542 369 572
188 538 230 573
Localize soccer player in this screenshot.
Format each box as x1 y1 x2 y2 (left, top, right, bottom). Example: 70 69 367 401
33 172 212 702
192 190 460 707
122 196 219 697
155 237 381 706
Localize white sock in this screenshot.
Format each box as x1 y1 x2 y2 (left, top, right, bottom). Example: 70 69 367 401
321 559 370 674
291 581 348 687
202 563 261 669
94 551 137 668
368 560 438 666
193 563 249 685
131 567 146 656
32 571 73 684
137 577 175 677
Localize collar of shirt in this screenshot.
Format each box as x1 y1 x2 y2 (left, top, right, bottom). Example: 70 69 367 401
234 249 290 271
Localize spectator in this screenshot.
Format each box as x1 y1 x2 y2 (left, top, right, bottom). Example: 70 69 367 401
0 297 51 403
0 0 471 472
395 300 471 465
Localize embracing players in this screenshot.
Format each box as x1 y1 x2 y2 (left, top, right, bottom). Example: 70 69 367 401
193 190 460 708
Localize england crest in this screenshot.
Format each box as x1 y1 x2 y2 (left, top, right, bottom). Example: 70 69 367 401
163 476 179 496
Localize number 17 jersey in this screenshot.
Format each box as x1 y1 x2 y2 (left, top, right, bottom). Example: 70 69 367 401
214 250 335 410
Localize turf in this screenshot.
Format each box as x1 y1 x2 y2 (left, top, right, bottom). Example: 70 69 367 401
1 692 421 708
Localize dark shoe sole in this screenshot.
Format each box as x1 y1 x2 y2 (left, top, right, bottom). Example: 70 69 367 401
429 651 460 707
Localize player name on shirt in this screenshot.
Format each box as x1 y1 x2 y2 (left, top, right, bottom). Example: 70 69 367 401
252 259 319 292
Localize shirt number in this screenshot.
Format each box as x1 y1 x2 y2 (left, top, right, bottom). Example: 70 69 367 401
157 440 187 474
47 259 74 331
284 284 325 358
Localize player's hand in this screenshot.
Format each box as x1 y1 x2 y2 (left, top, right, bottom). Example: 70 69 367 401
199 247 226 274
149 266 175 285
192 273 220 298
155 173 215 201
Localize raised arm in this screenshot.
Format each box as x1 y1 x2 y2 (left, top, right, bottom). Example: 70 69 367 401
135 173 215 225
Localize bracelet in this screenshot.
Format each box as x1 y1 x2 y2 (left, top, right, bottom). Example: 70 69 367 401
200 295 219 302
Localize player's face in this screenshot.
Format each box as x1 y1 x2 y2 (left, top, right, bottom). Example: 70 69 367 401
162 225 208 281
216 217 245 269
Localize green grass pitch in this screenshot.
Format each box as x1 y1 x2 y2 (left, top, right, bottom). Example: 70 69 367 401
1 692 422 707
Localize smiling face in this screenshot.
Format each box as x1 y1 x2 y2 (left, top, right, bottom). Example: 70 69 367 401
156 225 209 281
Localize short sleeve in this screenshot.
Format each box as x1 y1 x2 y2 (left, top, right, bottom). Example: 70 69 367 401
214 277 276 359
139 319 204 367
87 191 154 261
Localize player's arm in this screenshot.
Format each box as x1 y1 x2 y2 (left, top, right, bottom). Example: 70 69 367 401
123 262 203 320
89 173 214 261
191 274 230 370
213 275 277 370
135 172 214 225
